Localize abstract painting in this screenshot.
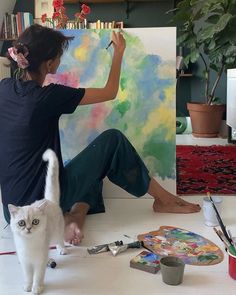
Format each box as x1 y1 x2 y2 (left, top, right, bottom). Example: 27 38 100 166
45 28 176 181
138 226 224 265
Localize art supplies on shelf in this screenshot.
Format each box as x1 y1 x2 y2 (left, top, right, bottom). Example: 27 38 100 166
130 250 161 274
34 18 88 29
33 19 123 30
87 20 123 29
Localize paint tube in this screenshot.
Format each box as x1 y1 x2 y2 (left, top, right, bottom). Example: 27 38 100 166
109 244 128 256
109 241 143 256
87 240 123 254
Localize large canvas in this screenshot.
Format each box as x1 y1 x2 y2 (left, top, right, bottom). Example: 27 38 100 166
45 28 176 186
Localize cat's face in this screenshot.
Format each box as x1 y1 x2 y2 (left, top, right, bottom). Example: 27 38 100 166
8 203 47 237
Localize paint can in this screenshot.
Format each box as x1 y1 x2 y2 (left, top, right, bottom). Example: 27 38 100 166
229 249 236 280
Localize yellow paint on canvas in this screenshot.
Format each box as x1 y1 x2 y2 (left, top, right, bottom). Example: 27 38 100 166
118 89 128 101
74 36 90 62
142 85 175 141
158 63 175 79
74 47 87 62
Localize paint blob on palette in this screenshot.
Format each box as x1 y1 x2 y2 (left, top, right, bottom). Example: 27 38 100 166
138 226 224 265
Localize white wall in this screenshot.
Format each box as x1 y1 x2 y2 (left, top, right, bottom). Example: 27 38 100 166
0 0 16 51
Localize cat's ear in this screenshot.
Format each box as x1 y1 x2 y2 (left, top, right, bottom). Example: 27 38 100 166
8 204 19 216
36 200 47 212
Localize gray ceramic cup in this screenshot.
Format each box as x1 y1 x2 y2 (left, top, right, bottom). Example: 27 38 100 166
160 256 185 285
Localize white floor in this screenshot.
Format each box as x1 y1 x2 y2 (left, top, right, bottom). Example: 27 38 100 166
0 135 235 295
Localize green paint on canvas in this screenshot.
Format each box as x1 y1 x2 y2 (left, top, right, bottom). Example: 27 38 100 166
142 129 175 179
115 101 131 117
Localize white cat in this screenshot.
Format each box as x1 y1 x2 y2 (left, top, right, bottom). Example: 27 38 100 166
8 149 67 294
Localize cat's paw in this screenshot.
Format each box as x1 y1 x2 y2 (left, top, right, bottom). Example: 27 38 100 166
23 284 32 292
32 285 44 294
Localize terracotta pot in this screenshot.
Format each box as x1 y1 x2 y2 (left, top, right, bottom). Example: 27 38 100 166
187 103 225 138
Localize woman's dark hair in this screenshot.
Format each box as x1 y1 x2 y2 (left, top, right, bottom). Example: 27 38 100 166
6 24 74 76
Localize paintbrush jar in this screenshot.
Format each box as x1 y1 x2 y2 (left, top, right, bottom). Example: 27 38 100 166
203 197 223 227
229 250 236 280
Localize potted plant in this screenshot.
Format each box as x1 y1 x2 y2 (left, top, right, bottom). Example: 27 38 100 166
170 0 236 137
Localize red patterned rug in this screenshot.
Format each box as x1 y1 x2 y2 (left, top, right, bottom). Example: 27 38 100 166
176 145 236 195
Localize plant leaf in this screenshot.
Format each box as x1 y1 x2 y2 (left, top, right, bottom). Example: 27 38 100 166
209 63 219 72
183 54 191 67
214 13 232 33
199 13 232 41
225 46 236 57
206 14 221 24
190 51 200 63
177 32 191 44
225 57 236 64
208 39 216 51
199 25 215 40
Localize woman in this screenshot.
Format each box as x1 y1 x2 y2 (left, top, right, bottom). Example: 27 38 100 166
0 24 200 245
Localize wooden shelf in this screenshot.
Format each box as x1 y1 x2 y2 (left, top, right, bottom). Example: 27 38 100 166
179 73 192 77
64 0 122 3
0 39 16 41
64 0 165 3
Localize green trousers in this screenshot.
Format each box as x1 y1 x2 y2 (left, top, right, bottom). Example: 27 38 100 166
3 129 150 222
60 129 151 214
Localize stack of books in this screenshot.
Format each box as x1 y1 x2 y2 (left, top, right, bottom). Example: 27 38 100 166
1 12 34 40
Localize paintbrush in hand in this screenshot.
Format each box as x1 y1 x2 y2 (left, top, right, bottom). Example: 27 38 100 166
106 41 113 50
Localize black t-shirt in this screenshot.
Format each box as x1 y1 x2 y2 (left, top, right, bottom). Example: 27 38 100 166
0 78 85 207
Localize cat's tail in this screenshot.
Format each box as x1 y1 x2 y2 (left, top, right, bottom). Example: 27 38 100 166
42 149 60 204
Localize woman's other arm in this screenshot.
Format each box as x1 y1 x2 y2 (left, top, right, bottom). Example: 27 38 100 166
80 31 126 105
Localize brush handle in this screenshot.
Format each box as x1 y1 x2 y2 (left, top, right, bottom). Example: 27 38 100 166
209 195 232 244
106 40 113 50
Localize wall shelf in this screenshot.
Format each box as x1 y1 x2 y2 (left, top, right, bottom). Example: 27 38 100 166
0 39 16 41
64 0 167 3
179 73 192 77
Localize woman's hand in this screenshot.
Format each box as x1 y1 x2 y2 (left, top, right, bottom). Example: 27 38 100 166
111 31 126 55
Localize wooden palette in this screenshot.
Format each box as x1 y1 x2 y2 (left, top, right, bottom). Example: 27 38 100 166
138 226 224 265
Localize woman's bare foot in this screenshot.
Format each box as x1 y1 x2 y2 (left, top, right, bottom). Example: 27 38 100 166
64 215 84 245
148 177 201 214
153 197 201 214
63 202 90 246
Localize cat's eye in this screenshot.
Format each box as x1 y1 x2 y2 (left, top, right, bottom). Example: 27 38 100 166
18 220 26 227
32 219 39 225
